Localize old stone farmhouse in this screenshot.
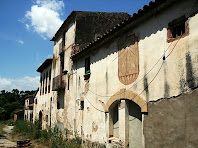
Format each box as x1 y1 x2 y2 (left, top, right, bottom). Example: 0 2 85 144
31 0 198 147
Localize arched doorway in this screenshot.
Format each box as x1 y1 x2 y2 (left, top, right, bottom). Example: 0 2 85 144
109 99 143 148
106 89 147 147
39 111 42 129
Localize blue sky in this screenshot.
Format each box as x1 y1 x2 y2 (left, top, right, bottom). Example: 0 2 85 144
0 0 150 91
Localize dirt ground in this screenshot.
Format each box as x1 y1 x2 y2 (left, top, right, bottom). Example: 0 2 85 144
0 126 16 148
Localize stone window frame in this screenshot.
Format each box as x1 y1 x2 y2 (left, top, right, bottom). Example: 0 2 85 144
167 16 189 43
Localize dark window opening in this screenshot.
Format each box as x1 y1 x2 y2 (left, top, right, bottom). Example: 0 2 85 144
85 57 90 74
171 22 185 38
49 69 51 93
68 76 70 90
43 73 45 95
35 99 37 104
45 72 48 94
167 16 189 43
57 91 64 109
62 31 66 48
40 75 42 95
57 101 60 109
60 52 64 73
80 101 84 110
46 115 48 122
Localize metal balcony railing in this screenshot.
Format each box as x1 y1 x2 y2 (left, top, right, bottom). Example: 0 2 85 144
52 74 66 91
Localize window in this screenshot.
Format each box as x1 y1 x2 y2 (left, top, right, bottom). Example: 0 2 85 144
60 52 64 73
85 57 90 74
43 73 45 95
35 99 37 104
48 69 51 93
46 115 48 122
62 31 66 48
40 75 42 95
67 76 70 90
80 101 84 110
57 90 64 109
45 72 48 94
167 16 189 43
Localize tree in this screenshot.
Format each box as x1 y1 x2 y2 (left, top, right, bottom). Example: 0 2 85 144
0 89 36 120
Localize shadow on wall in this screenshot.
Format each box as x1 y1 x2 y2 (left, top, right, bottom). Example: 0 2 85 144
73 1 198 71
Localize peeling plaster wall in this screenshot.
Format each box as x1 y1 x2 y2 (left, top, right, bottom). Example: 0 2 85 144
33 64 54 129
51 21 76 134
72 0 198 145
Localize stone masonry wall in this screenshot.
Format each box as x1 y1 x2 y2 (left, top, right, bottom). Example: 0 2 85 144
144 88 198 148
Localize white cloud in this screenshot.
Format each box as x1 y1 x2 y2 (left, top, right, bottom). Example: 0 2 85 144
0 76 40 91
24 0 64 39
26 24 30 30
17 40 24 45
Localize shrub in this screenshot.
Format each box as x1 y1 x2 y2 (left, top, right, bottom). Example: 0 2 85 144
13 120 82 148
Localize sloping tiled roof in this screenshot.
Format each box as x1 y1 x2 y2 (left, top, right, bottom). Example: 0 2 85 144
71 0 168 59
37 58 53 72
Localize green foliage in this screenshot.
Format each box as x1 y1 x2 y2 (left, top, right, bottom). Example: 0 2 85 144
13 120 82 148
0 89 36 120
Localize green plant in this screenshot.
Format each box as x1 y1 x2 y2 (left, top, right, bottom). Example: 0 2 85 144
13 121 82 148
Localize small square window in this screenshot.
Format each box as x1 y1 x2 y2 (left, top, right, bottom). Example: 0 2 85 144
167 16 189 43
171 22 185 38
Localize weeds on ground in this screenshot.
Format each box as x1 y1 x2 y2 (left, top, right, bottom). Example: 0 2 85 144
0 121 6 136
13 120 81 148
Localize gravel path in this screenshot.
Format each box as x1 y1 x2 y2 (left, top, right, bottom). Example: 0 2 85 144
0 126 16 148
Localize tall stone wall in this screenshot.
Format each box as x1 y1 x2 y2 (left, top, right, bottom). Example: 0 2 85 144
144 88 198 148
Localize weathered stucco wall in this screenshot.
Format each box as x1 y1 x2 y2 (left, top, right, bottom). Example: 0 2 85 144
72 0 198 145
144 88 198 148
34 64 54 129
51 21 76 135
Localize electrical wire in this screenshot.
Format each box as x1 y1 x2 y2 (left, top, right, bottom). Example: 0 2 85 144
71 1 198 113
75 1 198 98
78 79 106 113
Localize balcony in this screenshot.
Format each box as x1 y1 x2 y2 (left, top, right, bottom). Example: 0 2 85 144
52 74 66 91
